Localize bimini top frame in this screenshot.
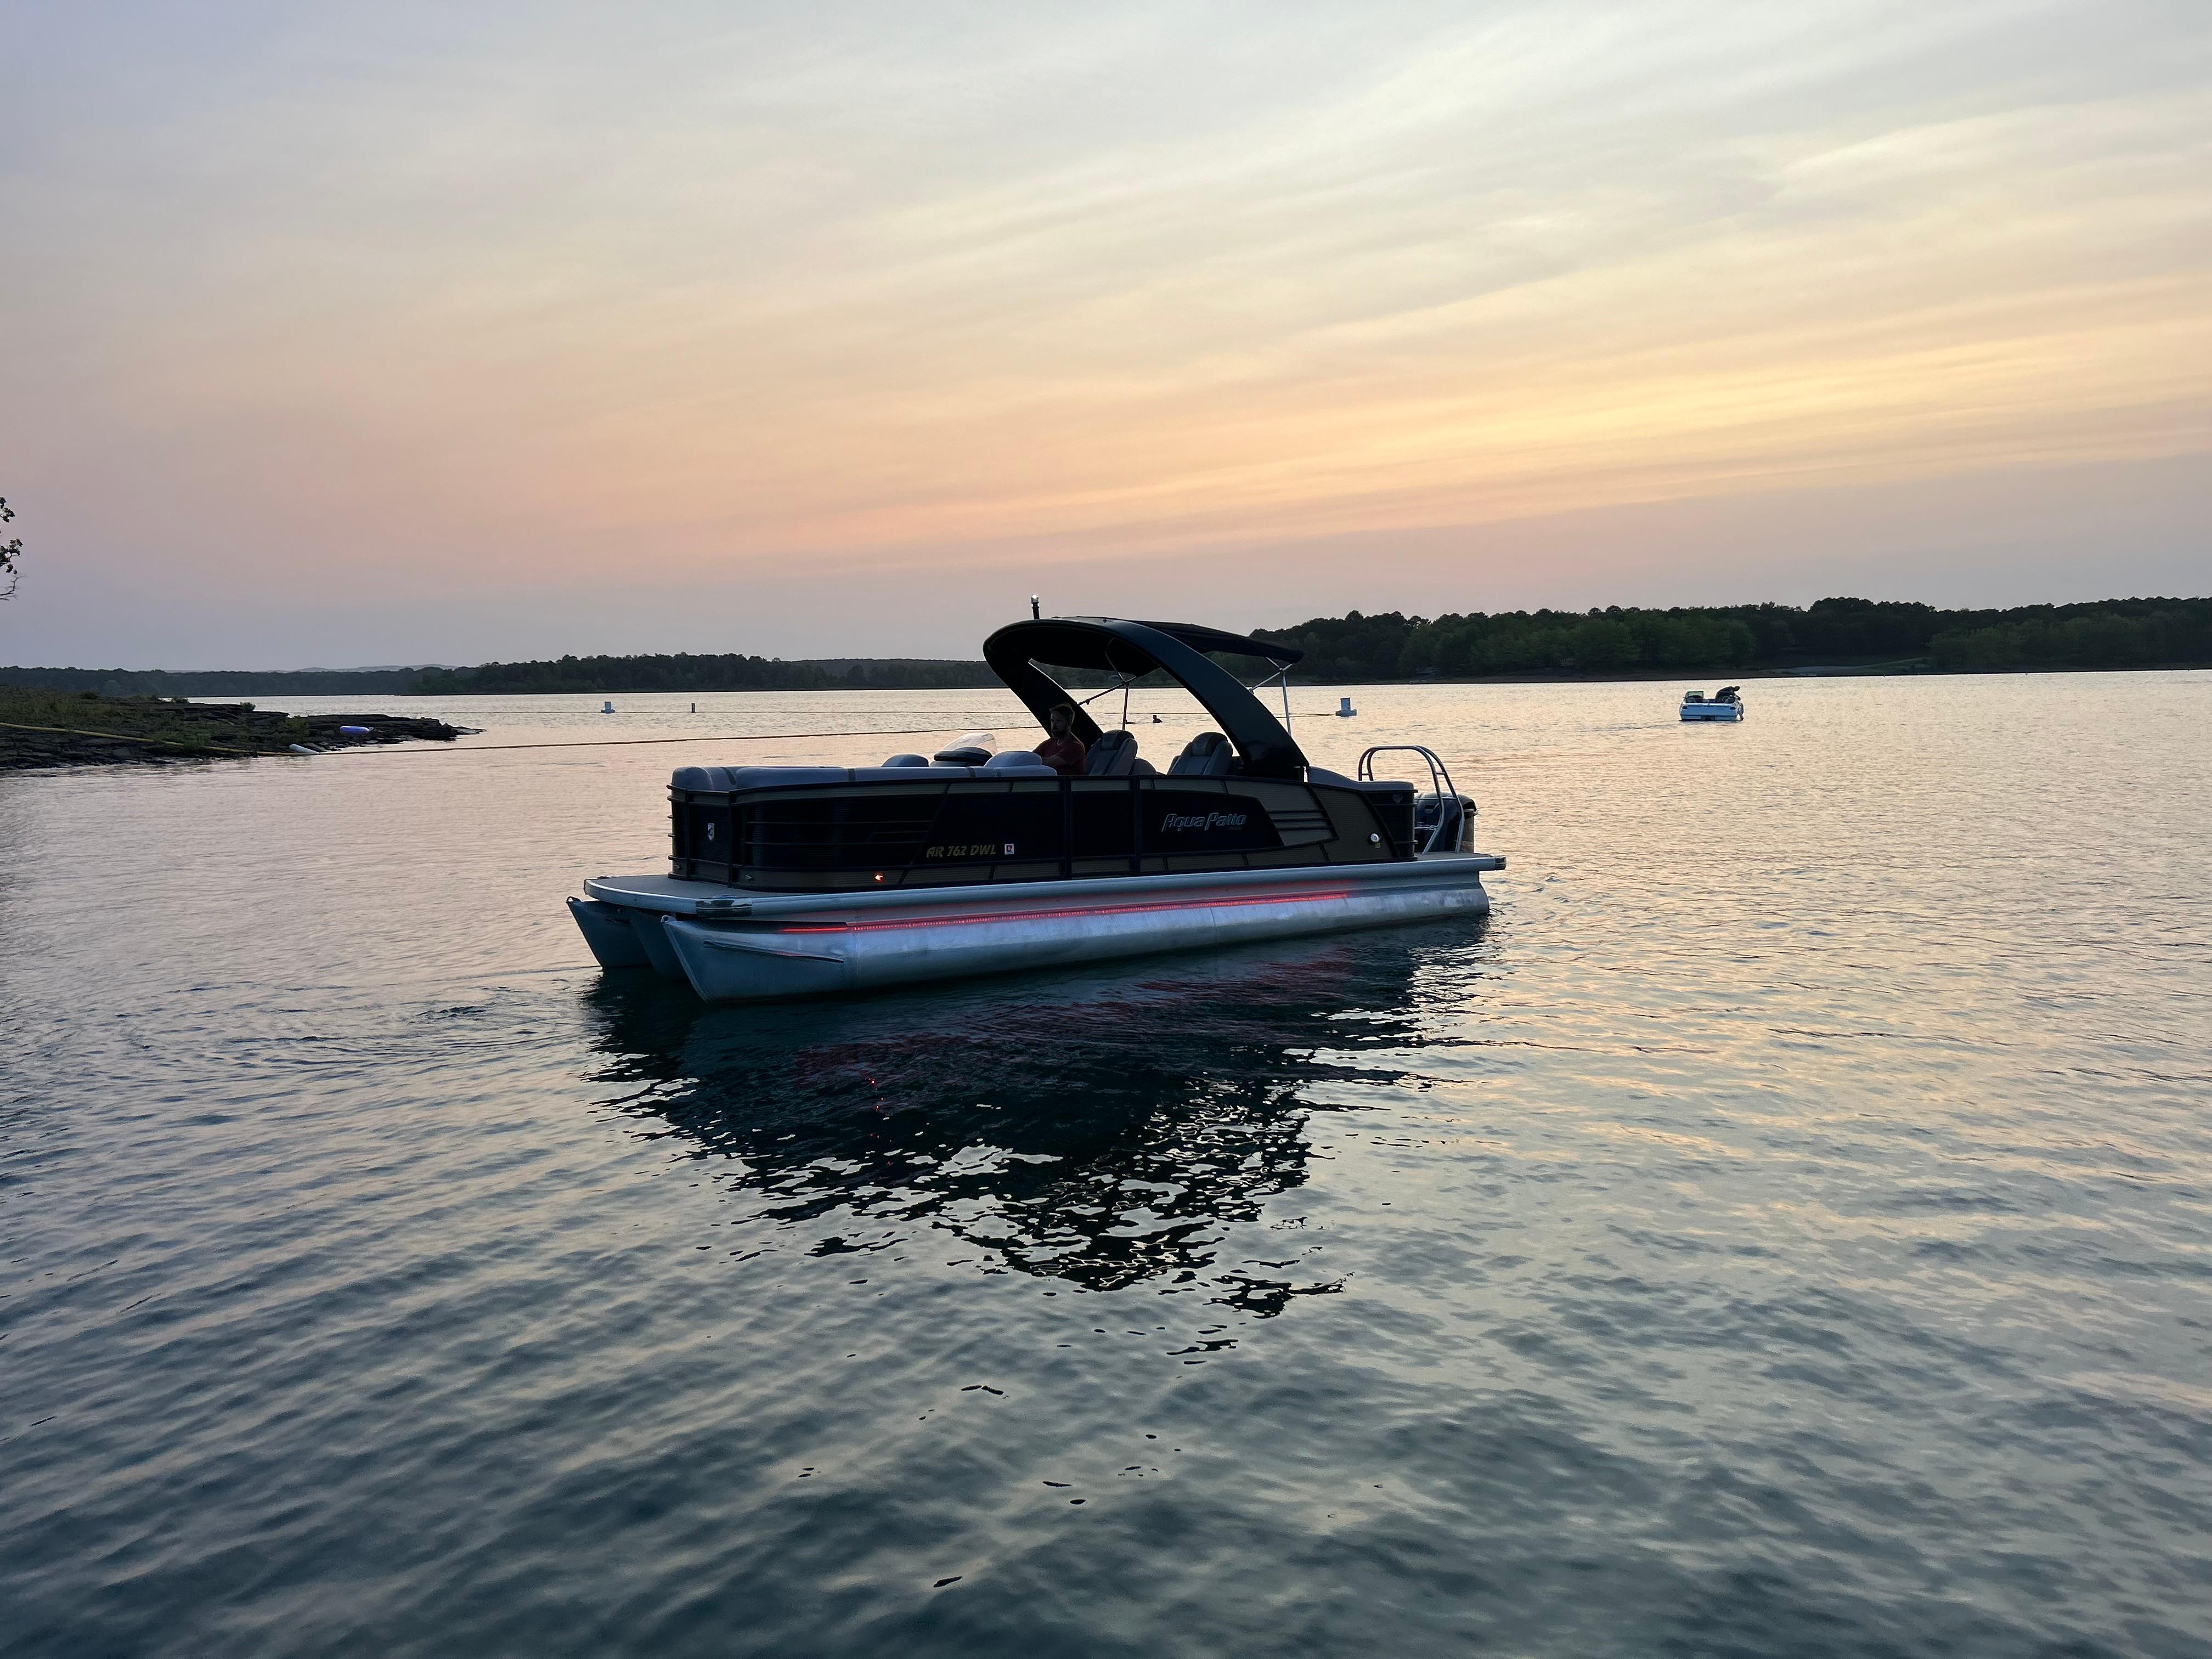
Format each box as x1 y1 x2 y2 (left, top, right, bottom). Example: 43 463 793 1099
982 617 1310 780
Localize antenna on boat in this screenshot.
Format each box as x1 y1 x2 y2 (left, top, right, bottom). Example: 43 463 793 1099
1029 594 1040 619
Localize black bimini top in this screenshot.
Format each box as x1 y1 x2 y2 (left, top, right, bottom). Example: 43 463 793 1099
982 617 1308 780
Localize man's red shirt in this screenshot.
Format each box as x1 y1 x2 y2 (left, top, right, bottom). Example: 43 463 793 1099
1037 733 1086 775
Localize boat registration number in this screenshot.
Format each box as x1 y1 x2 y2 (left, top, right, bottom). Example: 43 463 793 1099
924 842 1018 860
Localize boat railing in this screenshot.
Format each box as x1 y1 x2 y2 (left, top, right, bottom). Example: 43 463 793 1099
1357 745 1471 854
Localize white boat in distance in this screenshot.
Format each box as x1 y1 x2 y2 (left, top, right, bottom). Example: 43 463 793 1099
570 616 1504 1002
1681 686 1745 721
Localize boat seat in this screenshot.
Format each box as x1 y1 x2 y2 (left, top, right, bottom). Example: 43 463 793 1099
850 763 1051 780
1085 730 1141 776
672 765 851 792
984 749 1047 771
881 753 928 767
1169 731 1237 776
673 762 1059 792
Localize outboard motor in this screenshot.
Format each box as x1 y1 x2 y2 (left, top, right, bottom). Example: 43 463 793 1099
1412 792 1478 854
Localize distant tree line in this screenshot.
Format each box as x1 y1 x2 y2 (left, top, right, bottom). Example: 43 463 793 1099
1252 596 2212 681
13 596 2207 699
1923 607 2212 672
0 665 424 697
0 657 1007 698
409 654 1002 695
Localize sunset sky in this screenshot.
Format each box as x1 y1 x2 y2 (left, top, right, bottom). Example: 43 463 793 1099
3 2 2207 668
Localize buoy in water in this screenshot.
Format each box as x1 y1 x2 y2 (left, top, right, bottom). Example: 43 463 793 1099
601 701 616 714
1336 696 1357 718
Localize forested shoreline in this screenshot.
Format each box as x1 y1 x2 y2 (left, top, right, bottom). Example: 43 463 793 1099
0 665 427 697
7 596 2206 697
411 654 1002 695
1250 596 2212 681
0 656 1002 698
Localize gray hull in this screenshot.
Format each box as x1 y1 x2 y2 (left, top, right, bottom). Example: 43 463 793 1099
573 855 1500 1003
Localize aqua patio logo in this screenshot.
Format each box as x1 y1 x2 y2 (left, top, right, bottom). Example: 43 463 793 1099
1160 810 1248 832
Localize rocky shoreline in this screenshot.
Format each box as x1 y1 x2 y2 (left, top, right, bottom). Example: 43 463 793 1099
0 687 469 770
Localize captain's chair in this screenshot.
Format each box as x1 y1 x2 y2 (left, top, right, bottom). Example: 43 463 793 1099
1084 730 1140 776
1168 731 1237 776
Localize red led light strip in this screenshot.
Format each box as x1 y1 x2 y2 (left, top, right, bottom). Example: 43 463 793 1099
776 887 1359 934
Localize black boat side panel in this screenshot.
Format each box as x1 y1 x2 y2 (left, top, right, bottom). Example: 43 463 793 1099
668 772 1408 893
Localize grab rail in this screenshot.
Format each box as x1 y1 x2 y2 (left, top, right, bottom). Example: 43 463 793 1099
1357 745 1473 855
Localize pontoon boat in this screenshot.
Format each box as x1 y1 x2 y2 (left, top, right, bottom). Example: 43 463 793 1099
570 617 1504 1001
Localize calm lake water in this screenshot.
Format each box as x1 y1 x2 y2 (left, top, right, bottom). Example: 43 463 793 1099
4 674 2210 1657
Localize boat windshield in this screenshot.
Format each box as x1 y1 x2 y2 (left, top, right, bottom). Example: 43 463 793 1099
946 730 997 754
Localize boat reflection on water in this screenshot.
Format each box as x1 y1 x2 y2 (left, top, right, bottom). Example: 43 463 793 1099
580 922 1485 1306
